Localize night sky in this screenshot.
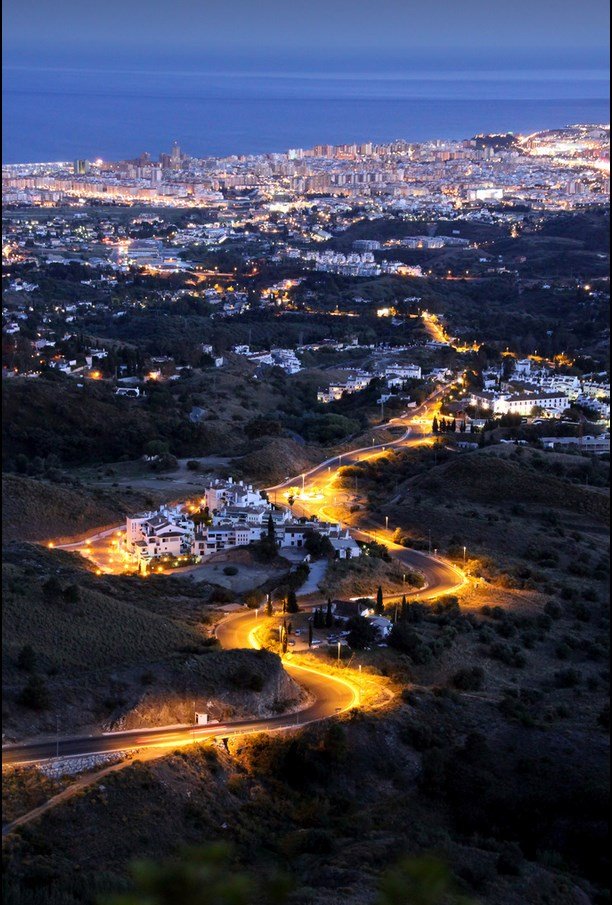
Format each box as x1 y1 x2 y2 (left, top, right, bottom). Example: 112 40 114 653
3 0 610 67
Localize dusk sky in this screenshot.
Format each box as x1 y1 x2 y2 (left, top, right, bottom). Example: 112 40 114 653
3 0 610 68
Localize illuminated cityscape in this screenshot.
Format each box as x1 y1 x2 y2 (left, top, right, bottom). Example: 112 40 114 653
2 1 610 903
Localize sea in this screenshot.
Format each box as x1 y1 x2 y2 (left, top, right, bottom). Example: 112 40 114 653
2 64 609 163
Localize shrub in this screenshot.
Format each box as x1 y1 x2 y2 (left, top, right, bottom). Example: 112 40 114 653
223 566 239 576
63 584 81 604
18 675 51 710
554 668 581 688
16 644 37 672
497 843 524 876
451 667 484 691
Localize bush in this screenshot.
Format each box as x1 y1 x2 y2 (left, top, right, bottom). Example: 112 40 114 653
186 460 201 471
18 675 51 710
63 583 81 604
231 668 265 692
451 666 484 691
223 566 239 576
497 843 524 876
554 668 581 688
16 644 37 672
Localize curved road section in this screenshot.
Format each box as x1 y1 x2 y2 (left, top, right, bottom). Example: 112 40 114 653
3 385 463 768
1 611 356 768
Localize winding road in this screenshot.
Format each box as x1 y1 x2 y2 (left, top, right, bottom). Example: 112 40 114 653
2 383 464 769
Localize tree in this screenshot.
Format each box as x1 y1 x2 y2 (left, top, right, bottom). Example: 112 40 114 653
375 585 385 615
304 530 334 558
325 599 334 627
347 616 378 651
17 644 36 672
432 416 439 434
286 589 299 614
267 512 276 542
18 675 51 710
266 596 273 617
308 621 313 647
144 439 169 458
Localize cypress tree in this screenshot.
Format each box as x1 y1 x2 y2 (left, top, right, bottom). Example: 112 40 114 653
286 589 299 613
432 416 439 434
267 512 275 541
308 621 313 647
375 585 384 615
325 598 333 627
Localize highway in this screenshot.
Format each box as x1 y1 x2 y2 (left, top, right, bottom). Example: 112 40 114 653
3 384 463 769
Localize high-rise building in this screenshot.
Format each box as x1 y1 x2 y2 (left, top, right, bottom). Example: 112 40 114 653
74 159 89 175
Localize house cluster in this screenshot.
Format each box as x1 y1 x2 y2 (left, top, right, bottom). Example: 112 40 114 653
297 249 423 278
473 358 610 422
124 477 361 571
317 362 423 404
232 345 302 374
384 234 470 249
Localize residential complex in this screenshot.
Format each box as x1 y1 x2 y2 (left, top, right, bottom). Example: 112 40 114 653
124 477 361 571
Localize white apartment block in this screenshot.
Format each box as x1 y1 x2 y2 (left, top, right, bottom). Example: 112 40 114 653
470 390 569 417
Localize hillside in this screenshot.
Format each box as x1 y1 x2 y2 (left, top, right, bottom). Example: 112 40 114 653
4 704 608 905
2 375 242 467
413 447 610 522
2 545 300 739
319 555 423 599
2 474 172 543
237 437 319 486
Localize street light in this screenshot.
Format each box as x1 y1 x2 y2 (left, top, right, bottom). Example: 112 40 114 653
463 545 467 566
337 641 342 664
385 516 389 531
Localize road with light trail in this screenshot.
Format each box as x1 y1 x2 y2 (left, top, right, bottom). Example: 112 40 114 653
3 382 464 769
